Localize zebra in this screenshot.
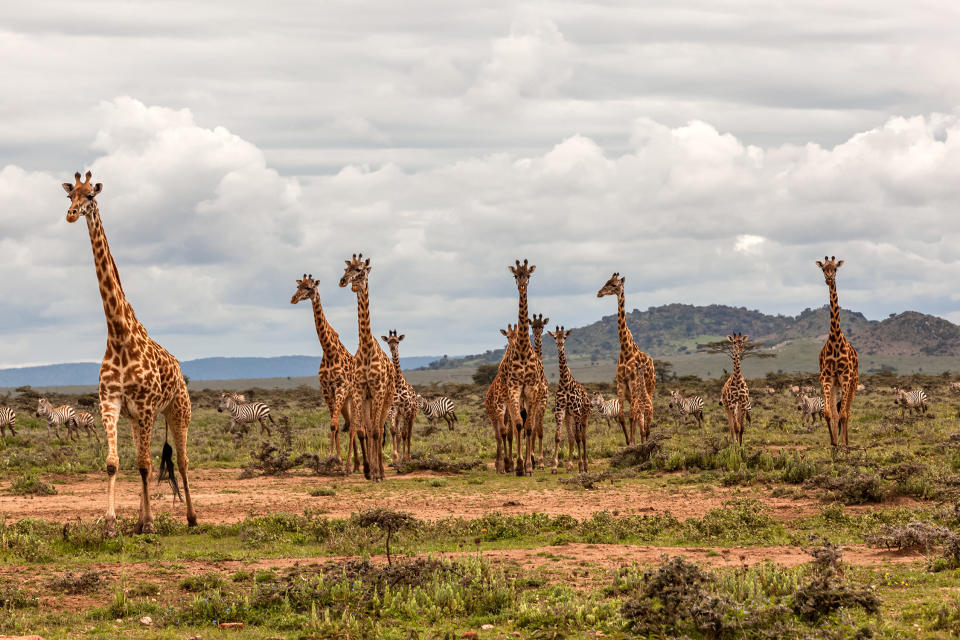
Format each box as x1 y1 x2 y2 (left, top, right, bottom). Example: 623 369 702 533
36 397 75 440
0 407 16 438
892 386 927 417
590 392 620 429
794 392 825 427
69 410 100 441
668 390 704 430
416 394 458 430
217 392 275 437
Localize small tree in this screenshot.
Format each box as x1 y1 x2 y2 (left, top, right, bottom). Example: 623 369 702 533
472 363 499 386
696 339 777 362
652 360 674 382
353 508 418 565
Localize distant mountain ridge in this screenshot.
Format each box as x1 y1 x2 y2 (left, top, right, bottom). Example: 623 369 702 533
421 304 960 369
0 355 443 388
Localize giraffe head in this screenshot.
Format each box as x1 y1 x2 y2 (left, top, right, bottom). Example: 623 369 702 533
597 272 625 298
339 253 371 293
290 273 318 305
727 332 749 357
508 259 536 290
815 256 845 286
61 171 103 223
530 313 549 334
546 325 573 350
380 329 406 357
499 323 519 342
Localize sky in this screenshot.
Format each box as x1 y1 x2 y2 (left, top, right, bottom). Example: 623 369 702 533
2 0 960 366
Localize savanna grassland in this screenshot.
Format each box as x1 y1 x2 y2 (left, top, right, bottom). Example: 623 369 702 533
2 373 960 639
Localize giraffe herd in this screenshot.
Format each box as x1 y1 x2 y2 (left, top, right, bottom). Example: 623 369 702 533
0 171 919 535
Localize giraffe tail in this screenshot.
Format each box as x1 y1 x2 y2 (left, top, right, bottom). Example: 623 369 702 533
157 440 182 503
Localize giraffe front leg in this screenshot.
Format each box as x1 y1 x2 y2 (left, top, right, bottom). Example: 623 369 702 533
551 407 564 474
133 409 156 534
616 380 631 445
838 377 857 447
327 385 347 461
100 398 121 537
565 414 575 473
820 378 838 446
165 396 197 527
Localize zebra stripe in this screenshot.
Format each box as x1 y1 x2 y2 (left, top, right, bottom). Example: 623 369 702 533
590 392 621 427
36 397 75 439
794 393 825 426
669 390 705 429
70 410 99 440
892 387 927 416
416 395 458 429
218 393 275 436
0 406 15 438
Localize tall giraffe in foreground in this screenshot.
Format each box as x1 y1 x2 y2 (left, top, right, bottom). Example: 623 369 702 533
720 333 751 446
817 256 858 446
381 330 417 463
485 324 520 473
529 313 549 469
500 259 547 476
548 326 591 473
597 273 655 444
291 274 360 471
339 254 395 481
62 171 195 535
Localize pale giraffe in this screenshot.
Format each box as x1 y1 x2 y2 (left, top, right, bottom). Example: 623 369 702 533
529 312 549 469
720 333 751 446
485 324 519 474
548 326 591 473
63 171 195 535
291 274 360 472
597 273 656 444
339 254 395 482
381 329 418 463
500 259 547 477
817 256 859 447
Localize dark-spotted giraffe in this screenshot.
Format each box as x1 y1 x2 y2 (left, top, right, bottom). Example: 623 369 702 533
485 324 519 474
720 333 751 446
817 256 859 447
63 171 196 536
548 326 591 473
529 312 549 469
381 330 417 463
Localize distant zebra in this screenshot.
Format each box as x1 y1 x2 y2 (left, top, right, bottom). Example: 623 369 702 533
668 390 704 430
794 393 825 427
217 393 275 437
892 386 927 417
69 410 100 441
36 397 74 440
951 381 960 395
0 407 16 438
591 392 621 429
856 384 866 392
416 395 458 430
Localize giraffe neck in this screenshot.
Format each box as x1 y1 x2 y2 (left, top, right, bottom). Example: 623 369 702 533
515 285 532 356
827 280 843 338
388 345 404 380
355 281 376 355
557 343 572 386
616 290 634 351
84 208 137 338
308 290 344 357
732 349 743 380
533 331 543 361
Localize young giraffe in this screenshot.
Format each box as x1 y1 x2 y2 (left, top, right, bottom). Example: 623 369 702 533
291 274 360 472
816 256 859 447
500 260 548 477
381 330 418 463
720 333 751 446
529 313 549 469
339 254 395 482
62 171 196 535
485 324 519 474
597 273 656 444
548 326 591 474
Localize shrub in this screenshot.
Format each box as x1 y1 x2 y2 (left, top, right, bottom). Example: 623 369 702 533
48 570 105 594
308 486 336 497
9 474 57 496
806 472 886 504
790 543 880 622
352 508 418 565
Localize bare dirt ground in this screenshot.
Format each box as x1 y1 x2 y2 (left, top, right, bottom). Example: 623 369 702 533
0 468 919 525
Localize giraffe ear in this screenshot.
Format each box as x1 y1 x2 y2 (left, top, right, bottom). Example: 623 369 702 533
398 334 405 341
836 260 844 268
61 183 73 194
621 275 626 285
546 330 556 339
565 328 573 338
500 329 509 336
93 183 103 195
380 336 389 342
816 260 824 268
528 264 536 274
727 335 735 342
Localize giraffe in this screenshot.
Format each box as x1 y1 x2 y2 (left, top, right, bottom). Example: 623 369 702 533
500 260 548 476
62 171 196 535
339 254 395 481
291 274 361 472
485 324 519 474
720 333 751 446
548 326 591 473
381 330 418 463
817 256 859 446
529 312 549 469
597 273 656 444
